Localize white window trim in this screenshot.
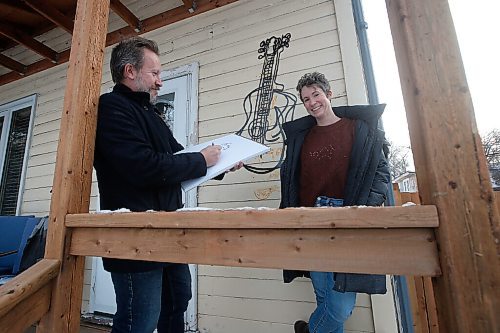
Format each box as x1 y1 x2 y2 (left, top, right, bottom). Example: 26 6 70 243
160 62 200 148
0 94 37 215
335 0 369 105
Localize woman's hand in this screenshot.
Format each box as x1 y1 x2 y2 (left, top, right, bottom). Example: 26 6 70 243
227 161 244 172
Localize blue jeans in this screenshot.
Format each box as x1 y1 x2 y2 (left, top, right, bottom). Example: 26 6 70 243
309 272 356 333
110 263 192 333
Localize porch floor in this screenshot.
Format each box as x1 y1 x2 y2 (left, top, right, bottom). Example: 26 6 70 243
27 321 111 332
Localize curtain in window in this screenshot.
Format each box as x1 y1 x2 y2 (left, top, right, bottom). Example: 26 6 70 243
0 107 31 215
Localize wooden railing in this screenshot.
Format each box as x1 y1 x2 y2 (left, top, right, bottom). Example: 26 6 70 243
0 259 60 332
0 205 440 333
66 206 440 275
0 0 499 331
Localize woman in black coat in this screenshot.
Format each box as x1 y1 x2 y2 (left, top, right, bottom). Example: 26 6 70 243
280 72 390 333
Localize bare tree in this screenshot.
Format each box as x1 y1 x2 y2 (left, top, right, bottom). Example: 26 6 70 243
481 129 500 187
388 142 411 180
482 129 500 165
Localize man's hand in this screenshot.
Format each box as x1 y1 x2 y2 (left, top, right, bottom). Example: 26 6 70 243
201 145 222 167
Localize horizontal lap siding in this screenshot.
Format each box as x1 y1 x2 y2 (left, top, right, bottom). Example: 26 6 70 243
0 0 375 330
148 0 373 331
198 266 374 333
193 0 348 217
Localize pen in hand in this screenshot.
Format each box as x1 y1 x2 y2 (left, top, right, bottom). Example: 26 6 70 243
201 142 222 167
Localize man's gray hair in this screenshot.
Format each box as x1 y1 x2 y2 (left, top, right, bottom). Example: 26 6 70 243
110 37 159 83
296 72 331 101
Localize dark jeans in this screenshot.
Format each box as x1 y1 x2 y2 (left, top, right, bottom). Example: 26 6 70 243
110 263 192 333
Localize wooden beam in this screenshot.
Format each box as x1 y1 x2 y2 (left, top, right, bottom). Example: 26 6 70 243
106 0 239 45
66 207 440 276
69 226 440 276
0 260 58 333
109 0 141 32
0 1 40 21
0 50 70 86
22 0 75 34
409 276 439 332
0 1 63 52
0 284 52 333
385 0 500 331
0 22 58 63
182 0 197 13
0 259 60 318
0 0 239 86
36 0 110 332
66 205 439 229
0 53 26 75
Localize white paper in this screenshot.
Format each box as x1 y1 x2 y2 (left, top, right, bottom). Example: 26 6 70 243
175 134 270 191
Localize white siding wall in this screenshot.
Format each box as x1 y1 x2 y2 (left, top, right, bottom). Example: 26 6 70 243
0 0 383 331
198 266 374 333
145 0 374 331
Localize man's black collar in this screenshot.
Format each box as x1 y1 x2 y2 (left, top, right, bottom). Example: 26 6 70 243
113 83 152 106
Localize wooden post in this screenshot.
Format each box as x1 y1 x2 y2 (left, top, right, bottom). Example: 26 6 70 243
393 185 438 332
385 0 500 331
37 0 110 332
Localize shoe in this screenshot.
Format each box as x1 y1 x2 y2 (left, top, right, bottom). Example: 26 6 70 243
294 320 310 333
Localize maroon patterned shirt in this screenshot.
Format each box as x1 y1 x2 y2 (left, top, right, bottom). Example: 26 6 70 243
299 118 356 207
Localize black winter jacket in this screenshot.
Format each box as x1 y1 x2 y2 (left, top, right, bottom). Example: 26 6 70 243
280 104 390 294
94 84 208 272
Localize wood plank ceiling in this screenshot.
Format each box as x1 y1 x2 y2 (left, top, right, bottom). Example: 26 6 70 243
0 0 238 87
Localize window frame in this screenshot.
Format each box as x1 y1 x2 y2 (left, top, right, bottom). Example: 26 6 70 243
0 94 37 215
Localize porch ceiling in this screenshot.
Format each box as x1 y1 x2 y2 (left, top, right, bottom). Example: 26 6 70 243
0 0 238 87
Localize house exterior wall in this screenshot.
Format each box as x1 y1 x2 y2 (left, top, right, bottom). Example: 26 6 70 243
394 172 418 193
0 0 395 332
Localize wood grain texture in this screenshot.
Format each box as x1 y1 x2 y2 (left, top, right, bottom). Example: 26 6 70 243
38 0 111 332
0 259 59 318
386 0 500 331
66 205 439 228
0 284 52 333
69 226 440 276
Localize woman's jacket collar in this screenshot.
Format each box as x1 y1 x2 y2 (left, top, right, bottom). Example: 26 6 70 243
283 104 386 137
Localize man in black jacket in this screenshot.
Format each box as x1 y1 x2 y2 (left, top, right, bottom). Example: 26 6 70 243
280 72 390 333
94 37 223 333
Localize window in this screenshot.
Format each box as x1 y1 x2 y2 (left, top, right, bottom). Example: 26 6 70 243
0 95 36 215
156 94 175 128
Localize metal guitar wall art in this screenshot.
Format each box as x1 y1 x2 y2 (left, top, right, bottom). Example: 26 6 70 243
236 33 297 174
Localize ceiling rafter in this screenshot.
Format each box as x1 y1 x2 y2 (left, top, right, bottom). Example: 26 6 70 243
0 1 40 19
0 22 58 63
0 24 57 53
110 0 141 33
182 0 197 13
0 53 27 75
21 0 74 34
107 0 238 45
0 0 240 86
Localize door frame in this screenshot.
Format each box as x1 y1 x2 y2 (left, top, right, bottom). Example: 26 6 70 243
160 62 200 331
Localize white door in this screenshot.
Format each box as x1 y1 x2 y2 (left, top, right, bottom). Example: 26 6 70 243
90 64 200 331
90 257 115 314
